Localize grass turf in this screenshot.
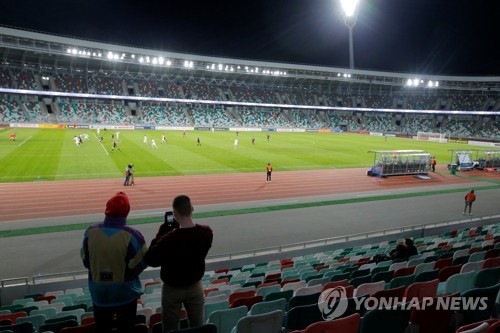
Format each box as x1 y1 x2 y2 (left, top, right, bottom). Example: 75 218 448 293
0 128 479 182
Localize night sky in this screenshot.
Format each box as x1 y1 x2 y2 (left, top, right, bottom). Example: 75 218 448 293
1 0 499 76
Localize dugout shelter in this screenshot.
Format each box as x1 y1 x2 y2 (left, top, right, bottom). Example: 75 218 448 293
367 150 431 177
476 150 500 170
448 149 500 171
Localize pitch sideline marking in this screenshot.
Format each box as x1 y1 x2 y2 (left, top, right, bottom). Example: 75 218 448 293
93 133 109 156
17 136 32 147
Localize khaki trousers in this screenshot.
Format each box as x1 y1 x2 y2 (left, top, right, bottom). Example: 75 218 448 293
161 280 204 332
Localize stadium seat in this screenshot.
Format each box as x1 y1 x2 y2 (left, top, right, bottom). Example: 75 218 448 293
207 306 247 333
169 323 218 333
457 284 500 326
230 296 263 310
264 290 293 303
285 303 324 331
249 298 287 316
0 321 34 333
408 297 455 333
371 286 406 300
288 293 322 311
15 313 47 332
39 318 78 333
59 322 97 332
232 309 283 333
299 313 360 333
359 307 411 333
437 270 476 295
474 267 500 288
404 279 439 301
353 280 385 297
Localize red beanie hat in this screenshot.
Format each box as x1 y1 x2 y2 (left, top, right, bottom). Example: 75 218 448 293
105 192 130 217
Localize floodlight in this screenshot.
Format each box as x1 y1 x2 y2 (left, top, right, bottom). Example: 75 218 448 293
131 54 135 59
435 81 439 87
218 64 223 70
139 57 144 63
189 61 194 68
284 72 287 75
152 58 158 64
428 81 433 87
67 48 71 53
113 54 119 60
87 52 91 56
158 57 164 64
407 79 413 86
92 52 96 57
72 49 77 55
98 53 102 57
413 79 419 86
146 57 150 63
341 0 360 17
166 60 172 66
107 52 113 59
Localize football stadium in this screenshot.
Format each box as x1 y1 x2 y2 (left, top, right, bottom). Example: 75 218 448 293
1 2 500 331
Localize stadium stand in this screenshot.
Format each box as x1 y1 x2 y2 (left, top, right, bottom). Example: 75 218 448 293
189 107 239 127
138 105 191 126
2 222 498 333
0 97 28 123
54 73 88 93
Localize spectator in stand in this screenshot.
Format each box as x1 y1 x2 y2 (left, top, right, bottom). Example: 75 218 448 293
390 244 408 260
404 238 418 257
144 195 213 331
81 192 148 333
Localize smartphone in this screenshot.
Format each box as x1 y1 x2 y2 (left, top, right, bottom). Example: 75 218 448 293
164 211 175 225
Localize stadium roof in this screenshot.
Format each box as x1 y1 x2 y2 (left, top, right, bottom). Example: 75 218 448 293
1 1 499 77
0 26 499 93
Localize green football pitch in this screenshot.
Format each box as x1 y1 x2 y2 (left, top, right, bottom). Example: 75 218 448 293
0 128 470 182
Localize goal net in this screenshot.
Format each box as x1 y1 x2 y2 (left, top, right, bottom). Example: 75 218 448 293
416 131 448 143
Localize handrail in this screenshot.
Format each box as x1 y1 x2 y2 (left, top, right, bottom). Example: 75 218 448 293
206 214 500 261
1 277 28 287
1 214 498 286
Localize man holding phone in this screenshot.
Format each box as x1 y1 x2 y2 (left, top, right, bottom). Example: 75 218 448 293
144 195 213 331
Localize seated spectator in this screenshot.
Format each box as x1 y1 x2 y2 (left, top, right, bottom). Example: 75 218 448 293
390 244 408 260
405 238 418 257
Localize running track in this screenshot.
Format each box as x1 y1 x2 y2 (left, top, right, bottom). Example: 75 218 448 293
0 166 492 224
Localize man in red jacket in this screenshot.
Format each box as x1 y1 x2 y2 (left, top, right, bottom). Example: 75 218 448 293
144 195 213 331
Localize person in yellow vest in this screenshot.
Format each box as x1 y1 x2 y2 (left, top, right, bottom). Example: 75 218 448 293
266 162 273 182
463 190 476 215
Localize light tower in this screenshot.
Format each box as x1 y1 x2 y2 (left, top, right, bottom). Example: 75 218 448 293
341 0 360 69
